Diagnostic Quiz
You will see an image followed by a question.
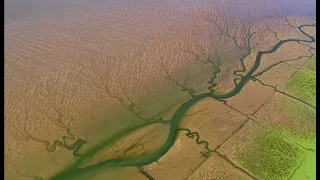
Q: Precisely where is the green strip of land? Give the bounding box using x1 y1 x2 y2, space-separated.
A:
290 151 316 180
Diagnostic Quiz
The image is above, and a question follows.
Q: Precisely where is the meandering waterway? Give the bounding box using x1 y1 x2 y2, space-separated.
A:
51 23 316 180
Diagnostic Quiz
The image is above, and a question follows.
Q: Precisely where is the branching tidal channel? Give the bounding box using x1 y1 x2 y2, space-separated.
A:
51 23 316 180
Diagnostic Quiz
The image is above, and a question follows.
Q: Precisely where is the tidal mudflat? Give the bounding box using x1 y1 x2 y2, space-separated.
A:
5 0 316 179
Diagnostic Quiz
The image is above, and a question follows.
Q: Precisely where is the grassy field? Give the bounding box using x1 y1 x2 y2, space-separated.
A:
302 55 316 74
284 69 316 106
283 54 316 106
236 131 307 180
290 151 316 180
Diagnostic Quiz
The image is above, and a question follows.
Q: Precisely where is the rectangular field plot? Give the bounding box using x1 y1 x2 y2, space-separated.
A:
187 153 253 180
253 92 316 150
283 67 316 107
225 80 275 115
217 120 307 180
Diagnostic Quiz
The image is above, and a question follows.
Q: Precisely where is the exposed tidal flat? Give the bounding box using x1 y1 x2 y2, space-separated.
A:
4 0 316 179
51 23 315 180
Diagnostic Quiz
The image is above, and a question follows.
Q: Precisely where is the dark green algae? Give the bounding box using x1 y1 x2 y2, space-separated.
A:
51 24 315 180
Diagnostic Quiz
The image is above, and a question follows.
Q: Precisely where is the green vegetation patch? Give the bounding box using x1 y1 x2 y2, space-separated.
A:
237 131 307 180
290 151 316 180
264 96 317 150
283 69 316 106
302 55 316 74
279 98 316 150
278 96 316 123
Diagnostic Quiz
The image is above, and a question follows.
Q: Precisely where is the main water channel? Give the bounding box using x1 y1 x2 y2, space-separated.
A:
51 23 316 180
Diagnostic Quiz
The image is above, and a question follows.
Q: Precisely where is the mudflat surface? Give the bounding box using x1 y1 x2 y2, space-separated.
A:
4 0 316 179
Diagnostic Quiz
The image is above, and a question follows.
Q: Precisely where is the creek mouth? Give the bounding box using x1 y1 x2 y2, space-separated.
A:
51 23 315 180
